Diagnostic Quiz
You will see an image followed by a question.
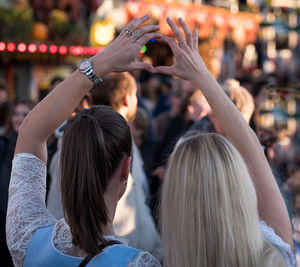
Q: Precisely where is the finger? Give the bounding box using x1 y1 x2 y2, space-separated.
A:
178 17 192 48
157 36 179 55
166 17 185 44
155 66 174 76
125 17 138 31
192 29 198 50
130 62 155 73
130 14 150 30
136 25 160 37
137 32 162 47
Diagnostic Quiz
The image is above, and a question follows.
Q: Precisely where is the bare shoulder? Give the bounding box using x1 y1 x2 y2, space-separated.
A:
127 251 162 267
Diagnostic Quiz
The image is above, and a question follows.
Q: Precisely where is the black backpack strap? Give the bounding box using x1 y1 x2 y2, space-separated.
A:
78 240 122 267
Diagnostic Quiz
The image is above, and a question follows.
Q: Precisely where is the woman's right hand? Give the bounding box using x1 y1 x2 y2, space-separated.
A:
155 17 210 84
92 15 162 74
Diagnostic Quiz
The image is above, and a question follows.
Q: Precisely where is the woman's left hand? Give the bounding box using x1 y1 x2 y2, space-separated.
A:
155 17 209 85
92 15 162 74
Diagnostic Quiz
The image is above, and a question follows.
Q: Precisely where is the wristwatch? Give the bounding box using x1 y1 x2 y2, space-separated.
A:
78 59 102 85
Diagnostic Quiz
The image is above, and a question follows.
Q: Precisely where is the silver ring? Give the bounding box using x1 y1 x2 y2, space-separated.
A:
133 30 141 40
124 26 134 37
178 39 185 46
136 39 144 47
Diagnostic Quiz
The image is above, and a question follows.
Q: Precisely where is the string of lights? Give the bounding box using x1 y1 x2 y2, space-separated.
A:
0 42 104 56
0 41 147 57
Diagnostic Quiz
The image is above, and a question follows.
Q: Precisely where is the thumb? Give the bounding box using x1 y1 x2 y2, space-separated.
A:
129 62 155 73
155 66 173 76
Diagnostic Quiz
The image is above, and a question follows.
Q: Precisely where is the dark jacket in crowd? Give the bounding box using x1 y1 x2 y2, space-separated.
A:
0 130 17 267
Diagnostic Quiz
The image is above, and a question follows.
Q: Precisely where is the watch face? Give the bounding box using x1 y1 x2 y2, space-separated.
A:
79 59 90 71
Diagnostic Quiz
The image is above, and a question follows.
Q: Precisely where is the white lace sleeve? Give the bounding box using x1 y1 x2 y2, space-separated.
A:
6 153 57 267
127 251 162 267
260 221 296 267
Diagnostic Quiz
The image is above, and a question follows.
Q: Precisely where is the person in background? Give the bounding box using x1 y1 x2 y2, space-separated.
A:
49 76 64 92
128 107 161 219
0 79 11 135
209 78 254 135
223 79 254 124
154 87 183 141
249 79 269 133
149 89 213 221
129 107 160 179
138 74 161 114
152 89 212 180
90 72 162 260
0 99 35 267
129 107 149 149
152 75 173 117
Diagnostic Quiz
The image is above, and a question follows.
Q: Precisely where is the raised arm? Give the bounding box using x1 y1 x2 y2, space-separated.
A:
155 17 293 249
15 15 161 163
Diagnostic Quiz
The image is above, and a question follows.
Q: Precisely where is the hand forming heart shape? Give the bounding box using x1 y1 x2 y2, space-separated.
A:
92 15 210 89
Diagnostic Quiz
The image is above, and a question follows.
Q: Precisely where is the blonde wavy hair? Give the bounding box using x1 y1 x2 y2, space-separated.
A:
161 132 286 267
222 79 254 123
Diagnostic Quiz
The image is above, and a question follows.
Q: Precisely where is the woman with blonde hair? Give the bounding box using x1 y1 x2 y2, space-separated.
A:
157 18 295 266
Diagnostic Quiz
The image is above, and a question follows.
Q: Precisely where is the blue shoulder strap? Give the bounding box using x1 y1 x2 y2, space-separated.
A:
88 245 141 267
24 225 140 267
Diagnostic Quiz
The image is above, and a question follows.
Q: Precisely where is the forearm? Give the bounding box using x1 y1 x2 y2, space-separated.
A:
15 62 106 163
29 71 91 137
192 71 278 191
193 72 261 156
14 15 160 163
193 71 292 246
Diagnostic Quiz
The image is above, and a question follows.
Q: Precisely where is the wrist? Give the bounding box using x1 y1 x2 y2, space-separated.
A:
191 69 213 87
191 70 223 100
90 53 110 77
78 59 102 85
73 70 94 90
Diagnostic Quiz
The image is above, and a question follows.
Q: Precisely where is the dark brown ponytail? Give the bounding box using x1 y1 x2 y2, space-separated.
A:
60 105 132 255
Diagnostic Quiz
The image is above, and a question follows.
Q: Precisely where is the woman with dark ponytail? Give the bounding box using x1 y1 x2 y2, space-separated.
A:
61 107 132 256
6 15 162 267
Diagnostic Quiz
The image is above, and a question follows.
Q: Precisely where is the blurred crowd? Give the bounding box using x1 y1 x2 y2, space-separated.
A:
1 66 300 264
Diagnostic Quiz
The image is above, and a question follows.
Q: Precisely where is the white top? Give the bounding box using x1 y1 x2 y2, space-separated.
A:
6 153 295 267
260 221 296 267
6 153 161 267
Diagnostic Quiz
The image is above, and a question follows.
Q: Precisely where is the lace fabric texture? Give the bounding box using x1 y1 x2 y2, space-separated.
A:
260 221 296 267
6 153 161 267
